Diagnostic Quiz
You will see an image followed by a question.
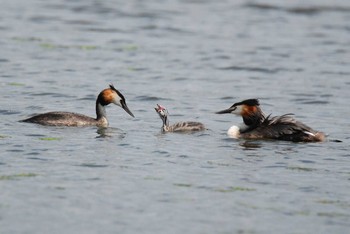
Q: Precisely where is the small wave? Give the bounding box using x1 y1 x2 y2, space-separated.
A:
27 157 50 161
0 109 21 115
85 27 125 33
78 163 108 168
172 77 188 81
78 94 96 101
292 98 329 105
291 93 317 98
29 16 60 23
152 150 169 154
220 96 235 100
30 92 75 98
163 27 192 34
299 160 316 164
301 101 329 105
218 65 280 74
64 20 95 25
245 3 350 15
134 95 171 101
322 71 350 76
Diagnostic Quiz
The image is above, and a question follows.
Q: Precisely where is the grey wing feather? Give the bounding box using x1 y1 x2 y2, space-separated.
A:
171 121 205 132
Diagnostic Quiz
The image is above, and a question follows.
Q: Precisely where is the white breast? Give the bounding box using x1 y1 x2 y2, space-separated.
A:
227 125 240 139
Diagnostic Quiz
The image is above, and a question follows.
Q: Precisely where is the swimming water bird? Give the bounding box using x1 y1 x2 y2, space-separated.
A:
216 99 325 142
21 84 134 127
155 104 205 132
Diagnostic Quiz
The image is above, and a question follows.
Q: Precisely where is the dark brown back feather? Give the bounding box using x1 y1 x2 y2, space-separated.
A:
243 114 322 142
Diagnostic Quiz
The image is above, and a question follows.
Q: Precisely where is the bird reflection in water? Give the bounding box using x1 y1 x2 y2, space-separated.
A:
96 127 126 139
239 140 262 150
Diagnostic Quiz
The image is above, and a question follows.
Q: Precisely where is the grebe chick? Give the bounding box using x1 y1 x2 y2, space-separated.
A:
216 99 325 142
155 104 205 132
21 84 134 127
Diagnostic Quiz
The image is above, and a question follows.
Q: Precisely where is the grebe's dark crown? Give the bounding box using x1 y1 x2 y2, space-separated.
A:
232 99 260 107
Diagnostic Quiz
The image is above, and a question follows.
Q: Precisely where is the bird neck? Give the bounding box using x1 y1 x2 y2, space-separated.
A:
241 106 265 130
162 115 170 131
96 100 107 120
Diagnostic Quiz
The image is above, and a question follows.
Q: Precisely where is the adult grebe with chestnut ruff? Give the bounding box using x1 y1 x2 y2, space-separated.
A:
21 84 134 127
216 99 325 142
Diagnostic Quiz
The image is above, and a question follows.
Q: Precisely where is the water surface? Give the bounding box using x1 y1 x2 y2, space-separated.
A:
1 0 350 233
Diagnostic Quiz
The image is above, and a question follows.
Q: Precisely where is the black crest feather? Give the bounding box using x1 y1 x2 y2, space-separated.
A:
109 84 125 101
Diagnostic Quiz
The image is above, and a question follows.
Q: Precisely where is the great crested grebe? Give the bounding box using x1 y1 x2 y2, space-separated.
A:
155 104 205 132
21 84 134 127
216 99 325 142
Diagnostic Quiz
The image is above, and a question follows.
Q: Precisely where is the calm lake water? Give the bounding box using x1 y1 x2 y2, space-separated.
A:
1 0 350 233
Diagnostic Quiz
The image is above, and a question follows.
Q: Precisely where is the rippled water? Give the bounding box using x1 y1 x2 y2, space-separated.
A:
1 0 350 233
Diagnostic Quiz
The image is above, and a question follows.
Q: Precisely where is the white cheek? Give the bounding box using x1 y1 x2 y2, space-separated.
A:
232 106 242 115
113 96 122 107
227 126 240 139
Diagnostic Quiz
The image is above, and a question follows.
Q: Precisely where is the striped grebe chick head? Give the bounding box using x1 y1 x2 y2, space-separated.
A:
155 104 169 124
99 84 134 117
155 104 170 131
155 104 168 118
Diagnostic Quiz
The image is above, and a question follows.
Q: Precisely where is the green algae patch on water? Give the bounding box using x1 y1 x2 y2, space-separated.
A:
317 212 350 218
173 183 192 188
286 166 316 172
127 67 136 71
215 186 256 193
76 45 99 51
316 199 340 204
39 42 100 51
207 160 234 167
11 36 43 42
121 44 138 51
39 137 62 141
144 176 163 181
39 43 58 49
316 199 350 207
0 135 10 139
293 210 311 216
7 82 25 86
0 173 37 181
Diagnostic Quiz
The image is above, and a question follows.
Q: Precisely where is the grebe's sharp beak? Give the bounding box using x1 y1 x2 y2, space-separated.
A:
120 99 135 117
216 106 236 114
155 104 161 112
